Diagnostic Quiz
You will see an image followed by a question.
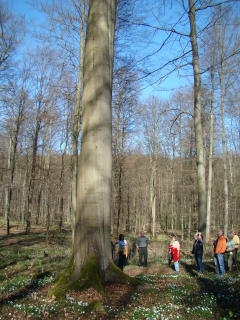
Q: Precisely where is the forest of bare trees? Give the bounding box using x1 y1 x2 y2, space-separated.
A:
0 0 239 244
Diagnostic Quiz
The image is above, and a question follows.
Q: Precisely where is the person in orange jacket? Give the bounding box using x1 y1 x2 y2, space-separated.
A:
213 230 227 275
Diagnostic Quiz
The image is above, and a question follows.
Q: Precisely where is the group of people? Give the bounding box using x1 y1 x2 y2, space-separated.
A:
212 230 239 275
112 231 151 270
112 230 239 275
187 229 239 275
169 230 239 275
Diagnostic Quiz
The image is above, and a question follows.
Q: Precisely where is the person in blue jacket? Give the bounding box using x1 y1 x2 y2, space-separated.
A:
115 234 128 270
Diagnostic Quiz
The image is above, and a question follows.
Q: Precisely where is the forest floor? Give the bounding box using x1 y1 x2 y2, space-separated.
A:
0 229 239 320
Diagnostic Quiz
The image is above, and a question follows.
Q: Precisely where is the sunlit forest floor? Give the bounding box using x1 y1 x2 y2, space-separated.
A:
0 229 239 320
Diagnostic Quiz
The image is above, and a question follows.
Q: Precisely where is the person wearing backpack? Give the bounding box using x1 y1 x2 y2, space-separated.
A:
115 234 128 271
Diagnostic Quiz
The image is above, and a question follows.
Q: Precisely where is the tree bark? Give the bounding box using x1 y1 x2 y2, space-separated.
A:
71 0 86 244
150 157 156 238
219 63 229 235
72 0 116 282
25 112 41 233
206 67 215 243
188 0 207 233
4 89 25 234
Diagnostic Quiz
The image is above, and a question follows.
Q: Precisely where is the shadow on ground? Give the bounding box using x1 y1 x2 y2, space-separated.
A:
0 271 52 306
181 261 240 319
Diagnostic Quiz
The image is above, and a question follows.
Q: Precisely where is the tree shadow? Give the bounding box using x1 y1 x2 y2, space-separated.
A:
0 234 46 249
0 271 52 305
181 261 240 319
0 230 70 249
0 257 31 270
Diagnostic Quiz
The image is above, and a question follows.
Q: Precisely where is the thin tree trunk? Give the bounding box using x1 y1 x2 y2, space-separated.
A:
5 91 25 234
188 210 191 241
116 165 123 234
188 0 207 233
58 150 66 231
219 66 229 235
44 152 51 241
181 213 184 241
150 157 156 238
25 109 41 233
21 165 29 224
126 187 130 232
71 0 86 245
4 138 13 235
206 67 215 243
171 169 175 231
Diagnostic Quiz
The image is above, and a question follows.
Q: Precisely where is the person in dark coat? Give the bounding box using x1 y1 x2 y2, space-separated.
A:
115 234 128 270
192 232 204 273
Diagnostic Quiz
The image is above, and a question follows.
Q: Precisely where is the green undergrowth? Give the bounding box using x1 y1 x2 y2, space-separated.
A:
0 230 239 319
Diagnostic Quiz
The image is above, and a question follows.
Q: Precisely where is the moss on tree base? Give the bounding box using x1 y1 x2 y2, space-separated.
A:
49 256 140 305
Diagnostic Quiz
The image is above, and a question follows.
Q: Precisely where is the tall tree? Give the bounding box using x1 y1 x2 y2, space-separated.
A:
50 1 134 299
4 81 28 235
71 0 86 245
112 61 137 234
72 0 116 281
188 0 207 233
139 98 163 238
206 66 215 242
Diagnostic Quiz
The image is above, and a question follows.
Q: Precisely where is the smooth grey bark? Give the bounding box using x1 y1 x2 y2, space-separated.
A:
72 0 116 280
112 94 125 235
150 157 157 238
188 0 207 233
219 64 229 235
71 0 86 245
206 67 215 243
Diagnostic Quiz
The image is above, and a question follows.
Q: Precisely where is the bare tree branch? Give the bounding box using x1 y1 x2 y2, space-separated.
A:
118 17 189 37
196 0 240 11
137 49 192 81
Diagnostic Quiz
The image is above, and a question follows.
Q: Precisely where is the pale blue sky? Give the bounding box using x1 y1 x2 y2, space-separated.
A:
8 0 44 21
7 0 193 100
7 0 240 102
6 0 214 98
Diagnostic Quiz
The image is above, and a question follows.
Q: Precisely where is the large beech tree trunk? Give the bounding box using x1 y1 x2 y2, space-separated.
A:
72 0 116 282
